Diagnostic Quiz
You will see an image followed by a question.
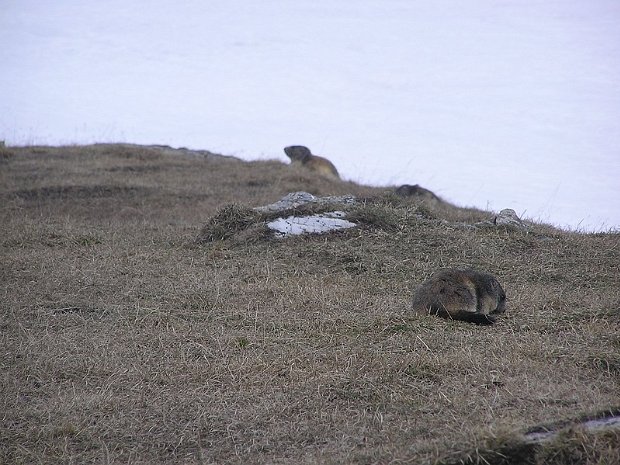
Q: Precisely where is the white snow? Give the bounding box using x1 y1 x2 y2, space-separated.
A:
1 1 619 231
267 212 356 237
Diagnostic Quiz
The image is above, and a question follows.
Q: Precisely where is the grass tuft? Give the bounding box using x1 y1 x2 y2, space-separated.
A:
196 203 260 243
347 203 400 231
0 141 14 160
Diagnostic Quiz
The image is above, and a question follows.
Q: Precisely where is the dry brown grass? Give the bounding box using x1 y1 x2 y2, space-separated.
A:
1 144 618 464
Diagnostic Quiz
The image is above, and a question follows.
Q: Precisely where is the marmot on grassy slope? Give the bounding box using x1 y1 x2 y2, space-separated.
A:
394 184 442 202
412 268 506 325
284 145 340 180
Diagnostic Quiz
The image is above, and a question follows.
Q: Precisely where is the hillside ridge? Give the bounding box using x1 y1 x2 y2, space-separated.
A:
1 143 618 464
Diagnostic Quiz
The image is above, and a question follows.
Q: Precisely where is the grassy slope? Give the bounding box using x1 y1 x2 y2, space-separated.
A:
1 144 618 464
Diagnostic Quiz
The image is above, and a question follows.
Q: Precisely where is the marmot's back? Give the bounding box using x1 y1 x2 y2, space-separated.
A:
303 155 340 180
284 145 340 180
411 268 506 325
395 184 441 203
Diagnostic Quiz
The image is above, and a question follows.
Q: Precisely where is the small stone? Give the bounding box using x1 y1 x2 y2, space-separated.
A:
494 209 526 229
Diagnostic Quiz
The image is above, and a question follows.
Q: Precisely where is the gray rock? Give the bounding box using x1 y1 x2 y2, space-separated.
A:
494 208 526 229
472 208 527 230
254 191 356 213
523 414 620 444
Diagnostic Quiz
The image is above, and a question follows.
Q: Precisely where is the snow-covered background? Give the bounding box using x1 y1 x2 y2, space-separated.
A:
2 0 619 231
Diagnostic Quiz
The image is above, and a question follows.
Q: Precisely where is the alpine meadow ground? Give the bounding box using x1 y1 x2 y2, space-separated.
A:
1 144 618 464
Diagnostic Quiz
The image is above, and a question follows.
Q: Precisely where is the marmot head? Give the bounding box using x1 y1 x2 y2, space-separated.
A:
395 184 424 196
481 274 507 314
394 184 440 201
284 145 312 163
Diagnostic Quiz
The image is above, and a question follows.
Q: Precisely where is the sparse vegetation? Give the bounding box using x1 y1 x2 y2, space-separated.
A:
0 140 14 160
1 144 618 464
196 204 261 243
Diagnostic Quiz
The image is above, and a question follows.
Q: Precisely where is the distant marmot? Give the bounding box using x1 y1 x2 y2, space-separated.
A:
394 184 442 203
411 268 506 325
284 145 340 180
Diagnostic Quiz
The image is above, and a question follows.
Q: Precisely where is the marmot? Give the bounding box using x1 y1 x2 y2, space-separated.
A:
284 145 340 180
394 184 442 202
411 268 506 325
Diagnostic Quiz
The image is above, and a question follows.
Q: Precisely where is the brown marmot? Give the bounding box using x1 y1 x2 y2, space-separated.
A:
411 268 506 325
394 184 442 202
284 145 340 180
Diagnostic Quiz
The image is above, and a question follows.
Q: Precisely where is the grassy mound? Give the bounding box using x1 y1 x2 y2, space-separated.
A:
1 144 618 464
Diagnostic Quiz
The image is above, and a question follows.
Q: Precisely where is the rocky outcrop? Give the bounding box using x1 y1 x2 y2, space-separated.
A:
200 192 534 243
255 192 358 237
254 191 356 213
472 208 528 231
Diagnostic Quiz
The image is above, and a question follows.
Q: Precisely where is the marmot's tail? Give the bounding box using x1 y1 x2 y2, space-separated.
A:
451 311 497 325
